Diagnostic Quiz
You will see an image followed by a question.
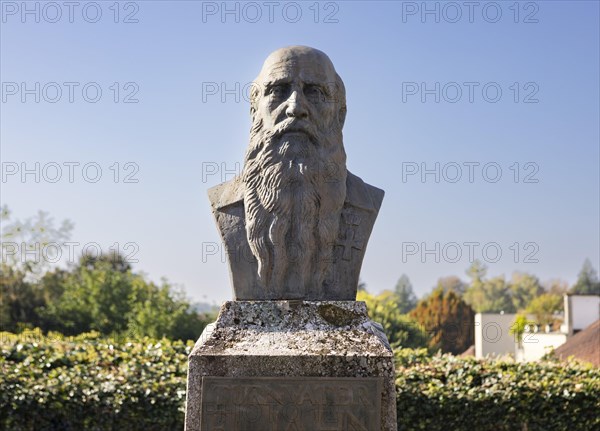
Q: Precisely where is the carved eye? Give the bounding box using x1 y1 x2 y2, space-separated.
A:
304 84 324 102
270 84 290 99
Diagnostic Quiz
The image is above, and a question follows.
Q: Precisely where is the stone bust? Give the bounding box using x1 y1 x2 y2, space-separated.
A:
208 46 384 300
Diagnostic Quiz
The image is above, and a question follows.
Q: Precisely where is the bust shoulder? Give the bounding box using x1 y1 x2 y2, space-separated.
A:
208 171 384 213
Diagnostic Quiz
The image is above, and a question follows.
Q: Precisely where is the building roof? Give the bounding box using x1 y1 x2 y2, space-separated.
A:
554 319 600 367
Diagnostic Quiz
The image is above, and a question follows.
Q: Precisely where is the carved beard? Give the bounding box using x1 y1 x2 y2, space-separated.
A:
242 117 347 298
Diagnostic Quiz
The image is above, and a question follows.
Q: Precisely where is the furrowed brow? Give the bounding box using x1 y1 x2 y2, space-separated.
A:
263 78 290 94
305 81 334 96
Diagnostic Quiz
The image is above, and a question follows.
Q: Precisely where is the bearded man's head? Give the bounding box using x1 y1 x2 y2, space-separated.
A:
242 46 348 298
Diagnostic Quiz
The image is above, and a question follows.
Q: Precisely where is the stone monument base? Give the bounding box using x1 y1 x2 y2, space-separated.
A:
184 301 397 431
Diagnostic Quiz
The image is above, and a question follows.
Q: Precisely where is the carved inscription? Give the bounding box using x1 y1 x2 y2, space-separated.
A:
200 376 382 431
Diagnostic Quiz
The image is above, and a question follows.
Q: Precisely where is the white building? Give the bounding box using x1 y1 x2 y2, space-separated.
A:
564 294 600 335
516 331 568 362
474 294 600 362
474 313 517 359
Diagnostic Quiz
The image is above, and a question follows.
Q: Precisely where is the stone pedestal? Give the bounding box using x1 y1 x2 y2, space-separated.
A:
184 301 397 431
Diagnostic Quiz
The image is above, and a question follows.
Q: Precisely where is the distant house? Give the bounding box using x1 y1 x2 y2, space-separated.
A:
516 329 568 362
564 294 600 335
473 294 600 365
474 313 517 359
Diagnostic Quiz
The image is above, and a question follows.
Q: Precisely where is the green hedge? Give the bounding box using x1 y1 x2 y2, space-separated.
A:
1 330 599 430
395 349 600 431
0 330 189 430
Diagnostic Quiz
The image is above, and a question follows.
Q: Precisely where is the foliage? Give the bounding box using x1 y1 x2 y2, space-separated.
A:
394 347 431 367
409 287 475 354
0 206 214 341
0 330 190 430
396 352 600 431
2 332 599 431
509 314 535 347
465 275 514 313
0 206 73 278
0 264 46 332
465 259 487 282
393 274 418 313
509 272 543 311
1 253 212 341
463 261 515 313
571 258 600 295
543 278 569 295
40 256 137 335
526 293 564 326
434 275 467 295
357 290 429 350
127 278 210 342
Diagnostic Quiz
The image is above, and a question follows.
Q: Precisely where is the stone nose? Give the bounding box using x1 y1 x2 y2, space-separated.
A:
285 90 308 119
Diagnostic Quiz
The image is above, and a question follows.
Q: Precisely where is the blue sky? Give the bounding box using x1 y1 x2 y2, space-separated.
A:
1 1 599 304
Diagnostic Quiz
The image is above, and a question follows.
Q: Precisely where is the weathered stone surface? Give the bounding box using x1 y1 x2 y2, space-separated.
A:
184 301 397 431
209 46 384 301
200 377 382 430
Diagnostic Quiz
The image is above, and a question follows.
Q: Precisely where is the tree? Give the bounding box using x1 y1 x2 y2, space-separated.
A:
357 290 429 350
571 259 600 295
410 287 475 354
1 206 73 331
509 272 543 311
40 254 134 335
0 205 73 279
393 274 417 313
509 314 535 348
526 293 563 327
1 207 212 340
127 277 211 341
463 261 514 313
464 275 514 313
434 275 467 295
79 251 132 273
543 279 569 296
0 264 45 331
466 259 487 283
39 252 212 340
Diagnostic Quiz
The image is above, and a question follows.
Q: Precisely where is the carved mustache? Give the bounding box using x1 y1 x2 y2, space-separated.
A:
271 119 318 143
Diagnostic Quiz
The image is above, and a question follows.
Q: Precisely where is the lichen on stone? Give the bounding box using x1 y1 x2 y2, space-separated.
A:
317 303 362 327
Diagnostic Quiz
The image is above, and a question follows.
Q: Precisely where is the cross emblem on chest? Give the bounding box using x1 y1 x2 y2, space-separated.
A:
338 211 364 261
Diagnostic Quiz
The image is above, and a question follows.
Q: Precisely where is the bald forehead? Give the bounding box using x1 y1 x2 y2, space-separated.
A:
257 47 337 84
